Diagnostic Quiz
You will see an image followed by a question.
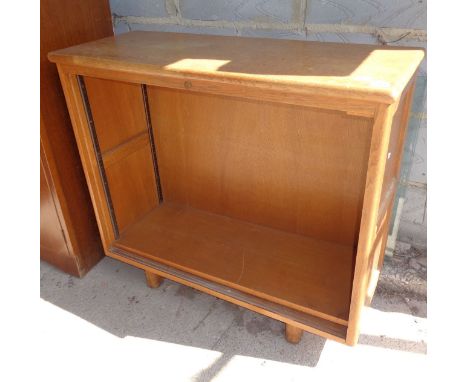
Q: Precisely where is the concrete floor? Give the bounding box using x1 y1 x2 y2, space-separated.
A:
40 257 427 381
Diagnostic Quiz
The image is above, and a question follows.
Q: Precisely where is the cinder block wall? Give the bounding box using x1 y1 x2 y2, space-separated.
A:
110 0 427 251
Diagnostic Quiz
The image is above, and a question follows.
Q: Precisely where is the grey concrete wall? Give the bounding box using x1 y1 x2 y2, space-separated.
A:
110 0 427 250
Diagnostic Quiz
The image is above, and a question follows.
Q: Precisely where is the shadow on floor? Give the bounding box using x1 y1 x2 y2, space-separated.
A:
40 257 326 368
40 254 427 375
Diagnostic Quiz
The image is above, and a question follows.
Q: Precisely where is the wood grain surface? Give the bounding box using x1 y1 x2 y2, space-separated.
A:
149 86 373 246
40 0 112 276
49 31 424 103
114 202 354 324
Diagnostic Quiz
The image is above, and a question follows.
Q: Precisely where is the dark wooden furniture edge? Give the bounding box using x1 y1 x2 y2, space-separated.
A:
40 0 112 276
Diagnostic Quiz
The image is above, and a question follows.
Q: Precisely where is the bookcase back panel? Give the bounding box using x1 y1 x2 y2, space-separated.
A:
148 87 373 246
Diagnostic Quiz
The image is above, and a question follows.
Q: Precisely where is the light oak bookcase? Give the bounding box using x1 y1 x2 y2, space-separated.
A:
50 31 424 345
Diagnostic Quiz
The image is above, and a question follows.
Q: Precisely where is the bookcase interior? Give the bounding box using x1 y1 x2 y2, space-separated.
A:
84 76 374 334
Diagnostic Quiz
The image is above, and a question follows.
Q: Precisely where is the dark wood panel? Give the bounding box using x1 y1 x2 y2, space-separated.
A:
40 154 79 276
40 0 112 276
114 202 354 323
148 87 373 246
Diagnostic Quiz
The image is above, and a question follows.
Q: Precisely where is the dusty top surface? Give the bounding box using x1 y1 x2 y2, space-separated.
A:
49 31 424 103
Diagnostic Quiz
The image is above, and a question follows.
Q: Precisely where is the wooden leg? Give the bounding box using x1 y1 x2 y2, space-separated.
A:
145 270 164 288
285 323 303 344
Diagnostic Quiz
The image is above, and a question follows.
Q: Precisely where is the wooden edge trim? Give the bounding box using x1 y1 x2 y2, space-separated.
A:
114 240 348 326
363 77 418 307
365 207 392 305
56 65 116 250
376 78 417 272
107 246 348 343
57 64 378 118
376 177 397 226
346 102 397 345
393 77 417 181
48 55 403 104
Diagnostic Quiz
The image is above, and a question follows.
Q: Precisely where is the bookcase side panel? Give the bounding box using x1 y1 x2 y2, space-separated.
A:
346 102 399 345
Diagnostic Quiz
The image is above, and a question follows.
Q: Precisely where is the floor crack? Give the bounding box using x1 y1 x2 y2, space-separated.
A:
192 300 217 331
210 316 238 350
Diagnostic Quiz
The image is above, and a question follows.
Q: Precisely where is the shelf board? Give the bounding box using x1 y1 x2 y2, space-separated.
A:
108 245 348 342
113 202 355 324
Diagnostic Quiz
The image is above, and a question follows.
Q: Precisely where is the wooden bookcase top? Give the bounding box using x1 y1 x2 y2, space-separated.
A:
49 31 424 104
